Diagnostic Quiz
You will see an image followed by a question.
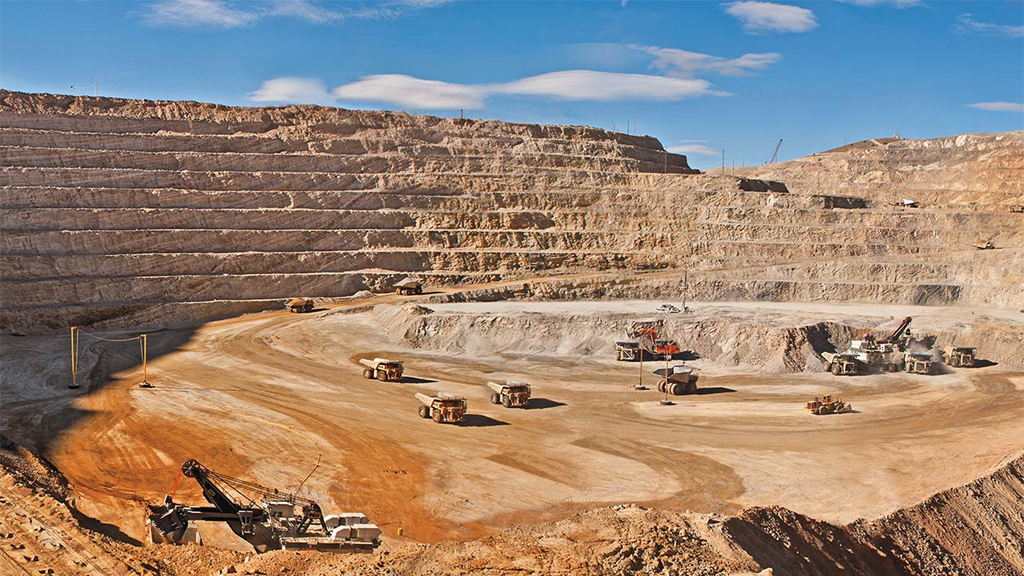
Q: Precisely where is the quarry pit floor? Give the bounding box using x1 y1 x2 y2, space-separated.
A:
2 295 1022 551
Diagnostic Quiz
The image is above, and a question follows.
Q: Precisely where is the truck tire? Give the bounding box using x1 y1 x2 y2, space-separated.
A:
362 368 373 379
377 371 389 382
490 393 500 405
432 410 443 423
831 363 840 375
415 286 423 295
686 381 697 394
657 381 666 393
396 288 403 295
418 405 430 418
501 395 511 408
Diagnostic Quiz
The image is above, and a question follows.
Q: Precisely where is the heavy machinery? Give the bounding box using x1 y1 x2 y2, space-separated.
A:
904 352 935 375
615 341 642 361
487 380 531 407
653 365 698 395
805 395 851 415
822 351 859 375
147 459 381 553
360 358 404 382
974 240 995 250
286 298 314 313
395 278 423 295
630 328 680 357
416 392 466 423
943 346 976 368
846 316 914 372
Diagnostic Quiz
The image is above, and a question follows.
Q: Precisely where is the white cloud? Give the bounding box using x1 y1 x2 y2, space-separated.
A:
256 68 728 110
724 1 818 34
836 0 921 7
636 45 782 77
954 14 1024 38
667 144 720 155
494 70 721 101
248 77 331 103
332 75 487 109
143 0 257 28
142 0 448 29
327 70 724 110
968 102 1024 113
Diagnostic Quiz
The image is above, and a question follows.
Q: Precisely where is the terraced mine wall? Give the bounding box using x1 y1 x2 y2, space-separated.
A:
2 90 1022 333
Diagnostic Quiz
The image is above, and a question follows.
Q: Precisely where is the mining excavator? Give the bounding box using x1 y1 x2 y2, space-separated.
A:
147 459 380 553
846 316 914 372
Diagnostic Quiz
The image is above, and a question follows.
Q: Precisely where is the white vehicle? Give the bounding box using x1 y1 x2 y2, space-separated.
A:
656 304 681 313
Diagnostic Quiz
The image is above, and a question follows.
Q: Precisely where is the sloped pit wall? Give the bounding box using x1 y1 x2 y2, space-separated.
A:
373 303 855 374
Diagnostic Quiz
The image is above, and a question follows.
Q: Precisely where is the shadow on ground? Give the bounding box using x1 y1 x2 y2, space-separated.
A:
458 415 509 427
695 387 736 395
402 376 437 384
523 398 567 410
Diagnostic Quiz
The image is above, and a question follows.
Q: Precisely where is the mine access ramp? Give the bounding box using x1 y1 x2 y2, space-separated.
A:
147 459 381 553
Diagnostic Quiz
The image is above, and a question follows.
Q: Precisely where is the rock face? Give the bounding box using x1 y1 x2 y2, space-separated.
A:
2 90 1023 333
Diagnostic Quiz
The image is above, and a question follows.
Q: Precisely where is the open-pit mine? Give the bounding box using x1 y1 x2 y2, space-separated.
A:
1 90 1023 576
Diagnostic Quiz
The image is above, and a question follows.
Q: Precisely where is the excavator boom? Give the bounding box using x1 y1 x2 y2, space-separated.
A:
881 316 912 344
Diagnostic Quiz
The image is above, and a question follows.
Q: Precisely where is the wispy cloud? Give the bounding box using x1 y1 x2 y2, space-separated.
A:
143 0 258 28
835 0 921 7
142 0 449 29
968 102 1024 113
264 0 344 23
333 75 487 109
954 14 1024 38
724 1 818 34
253 69 727 109
667 144 720 155
636 45 782 77
249 77 331 104
495 71 723 102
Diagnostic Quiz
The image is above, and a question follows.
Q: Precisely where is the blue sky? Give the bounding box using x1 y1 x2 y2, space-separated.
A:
2 0 1022 169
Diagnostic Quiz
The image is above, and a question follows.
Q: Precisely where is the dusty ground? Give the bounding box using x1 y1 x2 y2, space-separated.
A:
2 291 1021 559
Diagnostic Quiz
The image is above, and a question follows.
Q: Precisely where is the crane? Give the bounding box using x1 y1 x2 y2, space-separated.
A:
765 139 783 165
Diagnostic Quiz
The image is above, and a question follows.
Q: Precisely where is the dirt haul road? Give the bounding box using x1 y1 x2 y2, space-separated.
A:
1 287 1022 551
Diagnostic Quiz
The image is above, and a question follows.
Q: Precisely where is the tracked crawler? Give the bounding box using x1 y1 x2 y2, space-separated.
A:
147 459 381 553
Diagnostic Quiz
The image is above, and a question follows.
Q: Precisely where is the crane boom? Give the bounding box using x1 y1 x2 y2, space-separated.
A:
766 139 782 164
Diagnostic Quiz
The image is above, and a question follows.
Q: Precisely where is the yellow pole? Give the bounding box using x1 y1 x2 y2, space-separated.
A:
142 334 148 385
70 326 77 388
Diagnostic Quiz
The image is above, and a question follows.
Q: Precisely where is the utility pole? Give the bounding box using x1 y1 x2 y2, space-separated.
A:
721 150 725 172
94 82 98 97
633 116 637 135
69 85 74 95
